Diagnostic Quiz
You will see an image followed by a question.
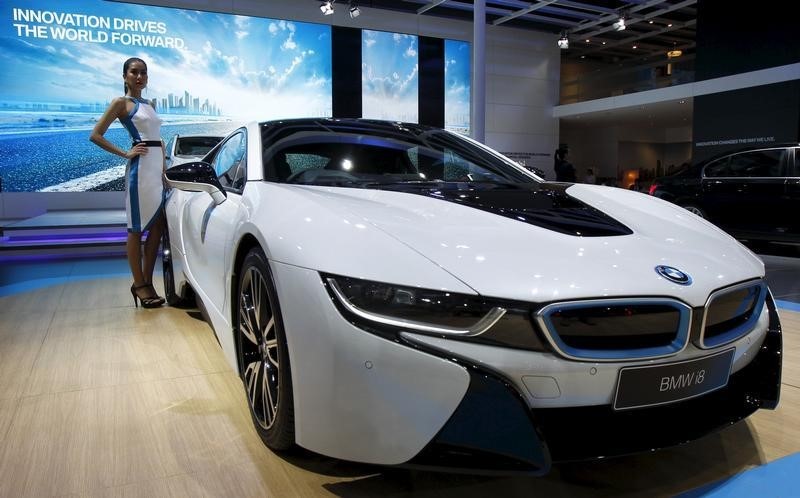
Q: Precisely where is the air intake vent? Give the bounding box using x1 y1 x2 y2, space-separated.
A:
700 281 767 349
536 299 691 361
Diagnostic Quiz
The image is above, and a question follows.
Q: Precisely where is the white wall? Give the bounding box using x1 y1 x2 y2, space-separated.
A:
484 24 560 177
3 0 560 219
0 192 124 221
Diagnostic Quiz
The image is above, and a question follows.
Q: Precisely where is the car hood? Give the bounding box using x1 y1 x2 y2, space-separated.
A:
258 183 763 307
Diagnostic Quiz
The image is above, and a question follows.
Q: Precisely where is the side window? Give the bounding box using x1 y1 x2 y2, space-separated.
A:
165 135 176 162
727 149 785 177
442 149 469 180
406 146 441 180
442 148 504 182
795 148 800 177
285 153 329 176
211 131 247 191
703 157 730 178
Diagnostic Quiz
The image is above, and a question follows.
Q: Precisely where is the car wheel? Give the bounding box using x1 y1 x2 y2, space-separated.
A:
162 229 190 307
236 247 295 451
681 205 706 218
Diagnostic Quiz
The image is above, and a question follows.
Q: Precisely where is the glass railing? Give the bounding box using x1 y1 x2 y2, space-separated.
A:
560 56 696 105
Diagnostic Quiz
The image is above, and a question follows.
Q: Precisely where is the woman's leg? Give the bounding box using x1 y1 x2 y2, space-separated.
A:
127 230 145 287
142 212 165 287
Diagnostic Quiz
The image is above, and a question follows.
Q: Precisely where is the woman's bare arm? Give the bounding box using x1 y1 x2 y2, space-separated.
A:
89 97 147 159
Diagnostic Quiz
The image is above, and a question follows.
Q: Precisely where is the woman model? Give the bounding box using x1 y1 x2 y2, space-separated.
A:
90 57 166 308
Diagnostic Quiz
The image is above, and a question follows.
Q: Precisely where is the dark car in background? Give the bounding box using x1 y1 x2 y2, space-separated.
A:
649 144 800 244
165 134 224 168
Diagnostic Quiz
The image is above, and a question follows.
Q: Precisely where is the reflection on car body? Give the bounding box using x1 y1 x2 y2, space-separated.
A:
649 144 800 243
162 118 782 475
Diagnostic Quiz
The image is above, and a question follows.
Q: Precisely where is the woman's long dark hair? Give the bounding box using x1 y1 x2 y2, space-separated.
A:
123 57 147 94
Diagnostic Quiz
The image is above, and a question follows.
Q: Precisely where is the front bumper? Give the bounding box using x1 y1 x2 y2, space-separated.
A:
272 262 781 474
405 294 782 474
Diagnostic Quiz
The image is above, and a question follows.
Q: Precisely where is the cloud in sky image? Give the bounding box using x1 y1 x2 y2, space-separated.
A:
445 39 471 133
362 29 418 123
1 0 332 120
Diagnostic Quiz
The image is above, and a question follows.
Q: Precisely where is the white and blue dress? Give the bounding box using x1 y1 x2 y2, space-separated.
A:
119 97 165 232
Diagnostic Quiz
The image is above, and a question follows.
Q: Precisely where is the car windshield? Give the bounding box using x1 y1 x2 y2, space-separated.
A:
176 136 222 157
261 124 538 189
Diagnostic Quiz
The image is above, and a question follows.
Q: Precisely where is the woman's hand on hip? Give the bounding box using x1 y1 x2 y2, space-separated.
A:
125 142 149 159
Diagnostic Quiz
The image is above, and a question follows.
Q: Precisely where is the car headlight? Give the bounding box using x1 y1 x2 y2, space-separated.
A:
323 274 548 351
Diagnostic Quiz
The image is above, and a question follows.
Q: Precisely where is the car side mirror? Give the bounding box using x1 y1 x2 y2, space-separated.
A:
164 161 227 205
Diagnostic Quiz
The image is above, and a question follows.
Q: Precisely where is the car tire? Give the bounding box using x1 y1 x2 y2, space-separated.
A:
681 204 707 218
162 229 191 307
236 247 295 451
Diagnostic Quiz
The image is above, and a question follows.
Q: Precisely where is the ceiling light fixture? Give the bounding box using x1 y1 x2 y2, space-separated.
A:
349 1 360 18
613 16 626 31
557 31 569 49
320 1 334 15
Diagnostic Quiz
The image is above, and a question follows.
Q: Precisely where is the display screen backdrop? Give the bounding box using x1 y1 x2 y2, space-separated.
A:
0 0 331 192
444 39 470 135
362 29 418 123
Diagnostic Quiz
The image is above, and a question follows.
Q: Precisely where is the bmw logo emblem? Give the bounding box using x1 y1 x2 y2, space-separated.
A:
655 265 692 285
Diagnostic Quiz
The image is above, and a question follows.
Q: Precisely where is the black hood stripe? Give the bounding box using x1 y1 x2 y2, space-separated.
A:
394 183 633 237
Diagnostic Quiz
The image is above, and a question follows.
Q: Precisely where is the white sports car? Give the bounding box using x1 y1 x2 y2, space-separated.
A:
163 118 782 475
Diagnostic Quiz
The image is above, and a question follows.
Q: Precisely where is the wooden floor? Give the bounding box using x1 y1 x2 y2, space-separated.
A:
0 265 798 497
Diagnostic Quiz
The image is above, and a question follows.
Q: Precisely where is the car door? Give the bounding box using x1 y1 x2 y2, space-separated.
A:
181 129 247 313
701 147 788 239
786 147 800 241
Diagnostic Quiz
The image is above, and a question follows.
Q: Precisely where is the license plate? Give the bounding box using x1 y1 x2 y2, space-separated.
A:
613 349 734 411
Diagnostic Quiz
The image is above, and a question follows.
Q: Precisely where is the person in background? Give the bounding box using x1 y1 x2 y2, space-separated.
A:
554 147 576 182
584 168 596 184
90 57 166 308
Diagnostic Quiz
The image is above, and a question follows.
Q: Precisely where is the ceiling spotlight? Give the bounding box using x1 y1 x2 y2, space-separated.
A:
320 1 334 15
613 16 626 31
349 5 360 18
557 32 569 49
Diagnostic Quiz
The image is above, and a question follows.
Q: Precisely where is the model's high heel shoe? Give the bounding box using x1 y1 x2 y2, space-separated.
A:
130 284 165 308
145 284 165 304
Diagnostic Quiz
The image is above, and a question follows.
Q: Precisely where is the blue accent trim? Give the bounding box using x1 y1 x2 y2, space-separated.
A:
128 155 141 232
677 452 800 497
0 272 130 298
540 300 691 360
702 282 768 349
120 101 141 141
776 299 800 312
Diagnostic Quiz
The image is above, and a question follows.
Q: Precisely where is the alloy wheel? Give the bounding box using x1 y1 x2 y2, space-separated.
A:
239 266 280 430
